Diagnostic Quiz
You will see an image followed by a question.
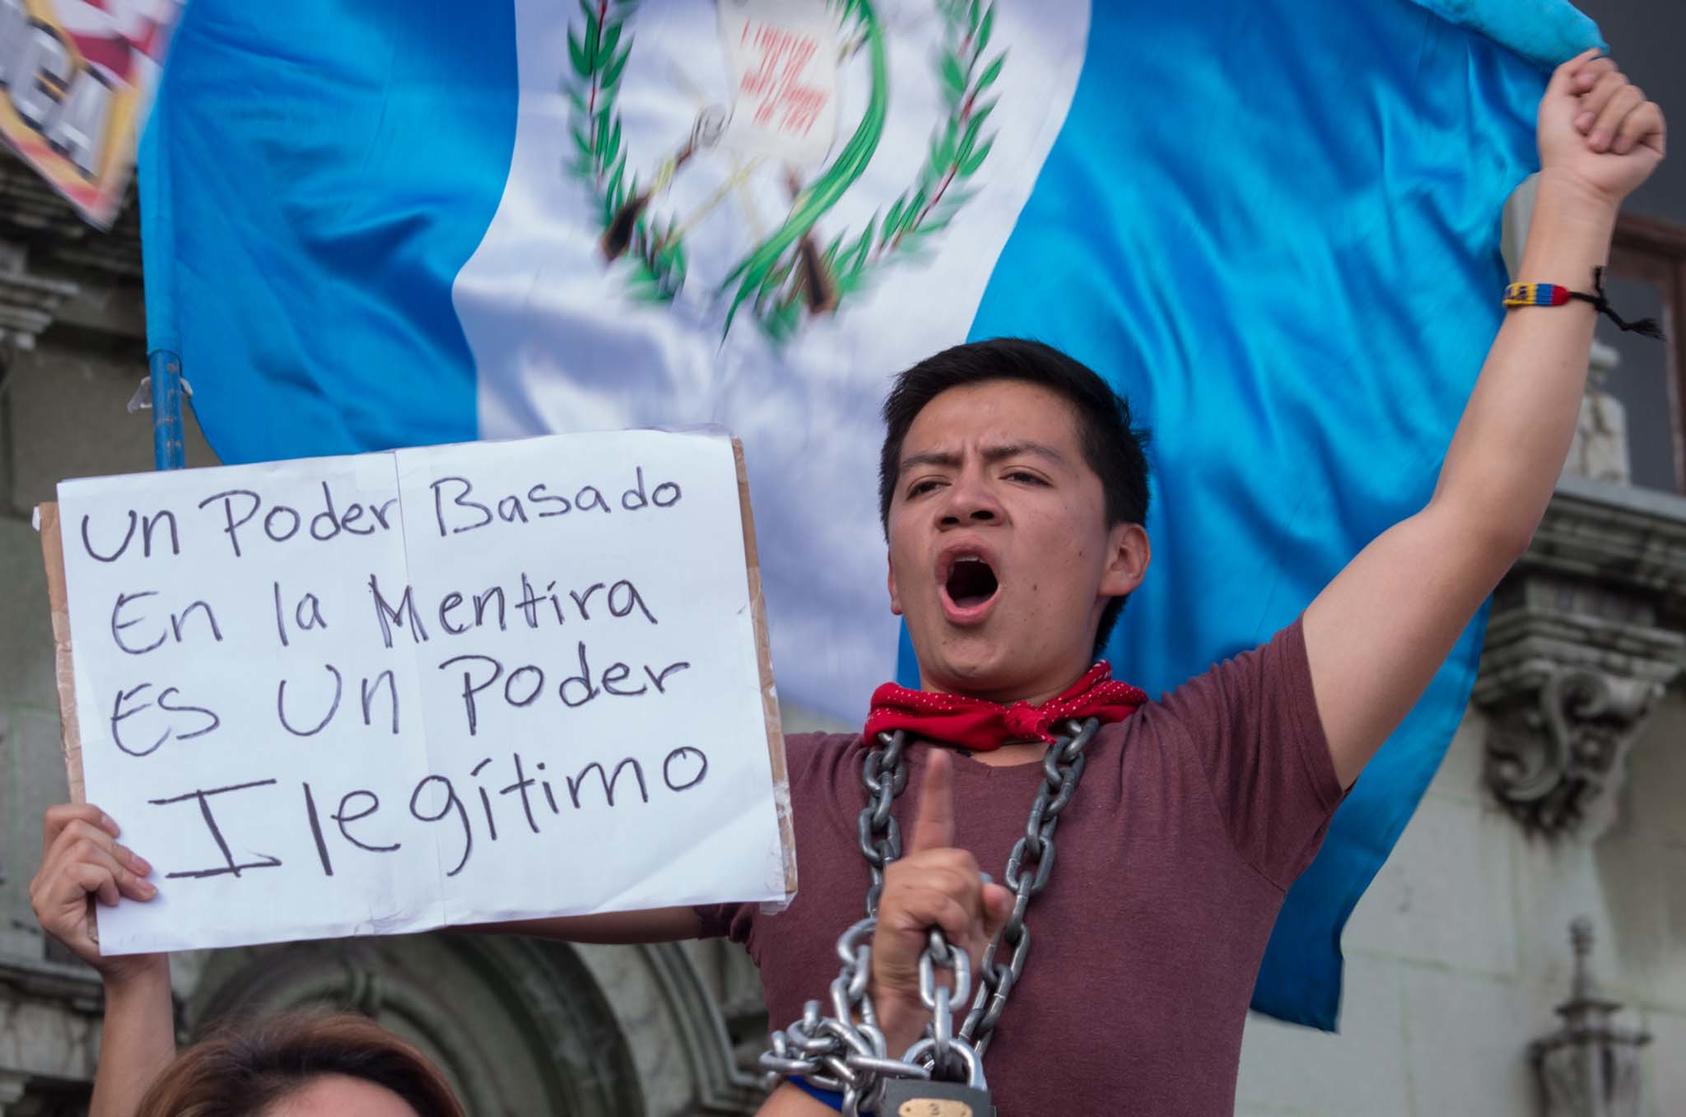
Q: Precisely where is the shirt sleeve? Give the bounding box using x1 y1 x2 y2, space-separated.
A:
1154 617 1344 889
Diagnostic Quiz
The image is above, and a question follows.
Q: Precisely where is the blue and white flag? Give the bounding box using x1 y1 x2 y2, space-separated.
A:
137 0 1601 1028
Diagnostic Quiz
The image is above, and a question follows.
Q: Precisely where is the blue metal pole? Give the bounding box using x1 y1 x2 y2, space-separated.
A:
148 349 185 470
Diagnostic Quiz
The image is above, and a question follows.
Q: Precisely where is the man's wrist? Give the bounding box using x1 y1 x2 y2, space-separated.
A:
1530 172 1620 239
872 986 929 1056
1518 173 1619 283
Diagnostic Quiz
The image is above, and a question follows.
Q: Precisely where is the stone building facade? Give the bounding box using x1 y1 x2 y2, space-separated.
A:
1 5 1683 1112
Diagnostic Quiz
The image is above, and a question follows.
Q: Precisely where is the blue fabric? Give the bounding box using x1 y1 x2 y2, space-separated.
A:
913 0 1598 1029
138 0 517 460
140 0 1600 1035
1411 0 1603 68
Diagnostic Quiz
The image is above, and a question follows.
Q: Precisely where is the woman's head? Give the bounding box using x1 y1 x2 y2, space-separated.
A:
136 1012 463 1117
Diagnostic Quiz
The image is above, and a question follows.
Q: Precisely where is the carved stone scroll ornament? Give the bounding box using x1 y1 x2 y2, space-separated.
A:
1482 666 1664 837
1474 473 1686 840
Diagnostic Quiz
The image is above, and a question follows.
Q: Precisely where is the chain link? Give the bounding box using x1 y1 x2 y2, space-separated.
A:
759 718 1098 1110
959 716 1095 1055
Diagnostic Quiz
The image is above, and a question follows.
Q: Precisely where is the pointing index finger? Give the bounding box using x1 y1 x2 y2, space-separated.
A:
909 748 956 853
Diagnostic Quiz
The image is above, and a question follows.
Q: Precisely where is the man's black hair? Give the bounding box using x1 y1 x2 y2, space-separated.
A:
877 337 1151 655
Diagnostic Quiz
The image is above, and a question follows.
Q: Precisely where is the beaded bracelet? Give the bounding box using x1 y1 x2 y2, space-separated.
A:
1504 267 1661 338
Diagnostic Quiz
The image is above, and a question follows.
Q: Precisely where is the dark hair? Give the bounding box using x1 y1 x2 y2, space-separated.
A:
135 1012 464 1117
878 337 1150 652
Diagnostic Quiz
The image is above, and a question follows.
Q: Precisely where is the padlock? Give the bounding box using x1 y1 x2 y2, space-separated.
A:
876 1078 995 1117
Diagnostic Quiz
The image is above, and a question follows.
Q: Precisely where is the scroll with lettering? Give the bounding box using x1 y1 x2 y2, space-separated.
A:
39 429 794 953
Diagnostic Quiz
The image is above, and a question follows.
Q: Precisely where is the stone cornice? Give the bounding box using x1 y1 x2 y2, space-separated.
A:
0 268 78 350
1525 473 1686 609
0 956 101 1008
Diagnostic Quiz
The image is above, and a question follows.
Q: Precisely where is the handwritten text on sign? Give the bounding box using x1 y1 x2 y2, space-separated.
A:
58 431 788 954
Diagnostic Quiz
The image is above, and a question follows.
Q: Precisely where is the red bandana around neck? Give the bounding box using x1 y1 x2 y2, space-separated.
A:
864 663 1148 751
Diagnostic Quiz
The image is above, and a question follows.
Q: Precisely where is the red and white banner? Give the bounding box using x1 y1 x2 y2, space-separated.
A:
0 0 180 226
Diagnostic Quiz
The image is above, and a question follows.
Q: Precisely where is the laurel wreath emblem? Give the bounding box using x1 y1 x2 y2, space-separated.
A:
564 0 1006 340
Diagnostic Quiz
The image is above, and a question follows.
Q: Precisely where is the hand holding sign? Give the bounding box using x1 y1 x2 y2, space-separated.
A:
28 802 162 983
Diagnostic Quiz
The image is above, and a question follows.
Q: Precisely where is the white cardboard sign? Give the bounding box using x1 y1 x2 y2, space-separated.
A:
50 430 791 954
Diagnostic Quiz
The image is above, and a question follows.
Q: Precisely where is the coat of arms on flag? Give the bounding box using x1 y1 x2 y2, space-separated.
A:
566 0 1005 340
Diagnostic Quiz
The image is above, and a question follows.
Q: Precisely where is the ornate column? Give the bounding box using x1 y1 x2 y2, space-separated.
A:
1530 918 1650 1117
1474 474 1686 837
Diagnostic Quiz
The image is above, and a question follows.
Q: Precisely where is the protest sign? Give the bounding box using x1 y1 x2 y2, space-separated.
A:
41 430 794 954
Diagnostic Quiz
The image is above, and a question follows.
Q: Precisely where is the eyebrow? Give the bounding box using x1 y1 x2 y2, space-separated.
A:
898 441 1070 474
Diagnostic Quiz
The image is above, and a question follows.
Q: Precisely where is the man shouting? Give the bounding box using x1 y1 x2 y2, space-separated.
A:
30 49 1664 1117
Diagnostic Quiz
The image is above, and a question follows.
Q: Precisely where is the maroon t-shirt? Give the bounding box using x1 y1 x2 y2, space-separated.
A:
699 620 1343 1115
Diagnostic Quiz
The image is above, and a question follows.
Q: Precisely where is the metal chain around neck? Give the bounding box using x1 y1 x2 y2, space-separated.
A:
759 719 1098 1112
873 719 1098 1057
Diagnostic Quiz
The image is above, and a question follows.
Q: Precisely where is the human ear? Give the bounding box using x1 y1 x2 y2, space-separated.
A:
1099 523 1150 598
887 550 903 616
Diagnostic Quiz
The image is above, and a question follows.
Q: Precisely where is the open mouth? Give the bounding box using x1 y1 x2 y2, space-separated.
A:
943 554 1000 611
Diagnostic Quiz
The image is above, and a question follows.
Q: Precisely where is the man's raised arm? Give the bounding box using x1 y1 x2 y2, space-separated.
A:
1303 51 1666 788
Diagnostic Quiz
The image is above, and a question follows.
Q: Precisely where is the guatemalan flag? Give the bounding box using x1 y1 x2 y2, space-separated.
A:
137 0 1601 1028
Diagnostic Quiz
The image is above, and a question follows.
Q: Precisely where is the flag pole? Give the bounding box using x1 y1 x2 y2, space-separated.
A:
148 349 185 470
